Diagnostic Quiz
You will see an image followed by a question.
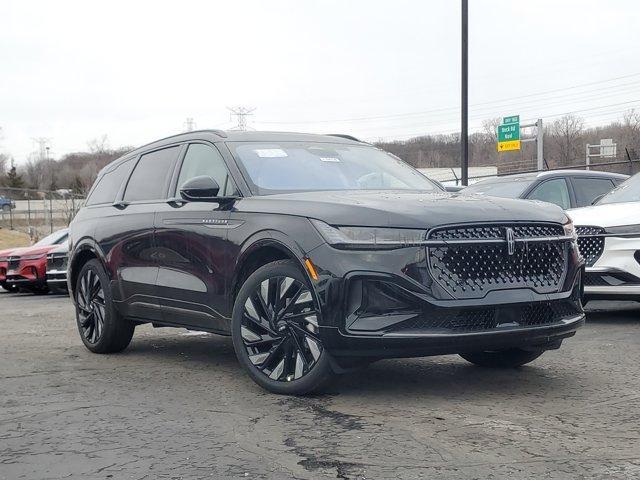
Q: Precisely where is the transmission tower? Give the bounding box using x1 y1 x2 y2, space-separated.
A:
32 137 52 161
184 117 196 132
228 107 255 131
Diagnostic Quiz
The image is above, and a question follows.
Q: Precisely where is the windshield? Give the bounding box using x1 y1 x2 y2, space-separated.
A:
34 230 68 247
462 178 533 198
229 142 439 195
597 173 640 205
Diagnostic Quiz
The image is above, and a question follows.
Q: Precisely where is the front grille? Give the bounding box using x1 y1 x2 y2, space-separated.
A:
427 223 569 300
576 226 605 267
7 257 20 270
47 254 68 271
395 300 581 333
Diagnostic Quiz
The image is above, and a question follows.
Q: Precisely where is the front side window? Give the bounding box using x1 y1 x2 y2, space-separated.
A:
177 143 237 196
572 177 615 207
228 142 439 195
527 178 571 209
124 146 180 202
597 173 640 205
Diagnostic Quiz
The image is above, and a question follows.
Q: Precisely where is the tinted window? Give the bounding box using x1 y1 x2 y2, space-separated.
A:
124 146 180 202
572 178 615 207
229 142 438 195
527 178 570 209
177 143 237 196
86 160 132 205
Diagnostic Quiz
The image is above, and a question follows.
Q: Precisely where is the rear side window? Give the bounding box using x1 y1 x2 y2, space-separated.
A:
572 178 616 207
176 143 238 196
86 160 132 206
527 178 571 209
124 146 180 202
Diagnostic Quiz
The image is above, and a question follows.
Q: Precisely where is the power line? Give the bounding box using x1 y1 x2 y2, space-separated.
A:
257 72 640 125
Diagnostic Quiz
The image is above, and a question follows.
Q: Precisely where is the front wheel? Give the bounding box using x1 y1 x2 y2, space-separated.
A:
232 260 333 395
1 205 10 213
460 348 544 368
74 259 134 353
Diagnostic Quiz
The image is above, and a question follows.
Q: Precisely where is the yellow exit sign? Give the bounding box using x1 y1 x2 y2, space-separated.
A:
498 140 521 152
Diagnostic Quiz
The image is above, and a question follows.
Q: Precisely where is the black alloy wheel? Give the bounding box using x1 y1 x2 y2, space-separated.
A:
76 268 106 344
232 260 333 394
74 259 134 353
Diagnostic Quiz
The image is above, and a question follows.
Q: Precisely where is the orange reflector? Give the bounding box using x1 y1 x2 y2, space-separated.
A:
304 258 319 281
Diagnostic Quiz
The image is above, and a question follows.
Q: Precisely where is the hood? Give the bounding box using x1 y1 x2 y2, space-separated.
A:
0 248 16 260
234 190 569 228
7 245 59 258
568 201 640 228
49 242 69 255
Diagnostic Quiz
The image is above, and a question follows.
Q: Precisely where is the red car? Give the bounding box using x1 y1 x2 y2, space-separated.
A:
3 229 69 294
0 247 19 292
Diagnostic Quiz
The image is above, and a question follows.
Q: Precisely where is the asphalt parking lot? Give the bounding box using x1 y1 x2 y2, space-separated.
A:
1 292 639 480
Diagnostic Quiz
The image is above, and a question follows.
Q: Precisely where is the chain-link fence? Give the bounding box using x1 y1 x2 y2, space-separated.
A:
0 187 85 242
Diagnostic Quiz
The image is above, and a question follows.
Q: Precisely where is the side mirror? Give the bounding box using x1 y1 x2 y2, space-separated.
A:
179 176 220 201
591 193 605 205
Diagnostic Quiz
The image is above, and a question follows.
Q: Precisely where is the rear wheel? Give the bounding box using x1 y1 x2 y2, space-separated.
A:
75 259 134 353
1 283 19 293
232 260 333 395
460 348 544 368
1 205 10 213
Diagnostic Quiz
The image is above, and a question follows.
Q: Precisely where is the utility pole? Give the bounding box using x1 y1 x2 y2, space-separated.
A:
461 0 469 186
228 106 255 131
184 117 196 132
32 137 51 161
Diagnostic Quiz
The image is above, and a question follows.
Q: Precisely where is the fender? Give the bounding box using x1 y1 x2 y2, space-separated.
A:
67 237 109 297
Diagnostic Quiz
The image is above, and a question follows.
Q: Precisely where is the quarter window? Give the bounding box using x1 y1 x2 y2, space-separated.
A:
86 159 132 205
124 146 180 202
572 178 615 207
527 178 571 209
177 143 237 196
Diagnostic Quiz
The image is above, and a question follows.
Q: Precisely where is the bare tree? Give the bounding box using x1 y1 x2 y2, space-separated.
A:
87 135 110 154
481 117 501 143
550 115 585 165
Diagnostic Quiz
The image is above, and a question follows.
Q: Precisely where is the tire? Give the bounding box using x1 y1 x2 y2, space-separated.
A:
1 205 9 212
74 259 134 353
1 283 19 293
460 348 545 368
231 259 334 395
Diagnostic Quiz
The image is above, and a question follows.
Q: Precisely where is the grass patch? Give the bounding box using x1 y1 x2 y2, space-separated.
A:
0 228 31 250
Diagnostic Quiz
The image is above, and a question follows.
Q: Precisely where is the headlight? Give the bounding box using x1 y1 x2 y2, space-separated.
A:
21 254 45 261
605 224 640 237
310 219 426 249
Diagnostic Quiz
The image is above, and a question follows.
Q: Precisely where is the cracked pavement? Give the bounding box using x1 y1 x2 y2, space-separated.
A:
1 292 639 479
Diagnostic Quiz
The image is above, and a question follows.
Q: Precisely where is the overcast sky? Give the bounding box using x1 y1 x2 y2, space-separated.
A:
2 0 639 163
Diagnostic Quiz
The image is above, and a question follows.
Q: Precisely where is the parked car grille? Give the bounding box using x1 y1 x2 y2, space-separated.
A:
7 257 20 270
47 254 68 271
427 223 569 300
394 300 581 333
576 226 605 267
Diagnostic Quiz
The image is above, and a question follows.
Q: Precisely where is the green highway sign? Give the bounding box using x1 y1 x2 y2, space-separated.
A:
497 114 521 151
498 123 519 142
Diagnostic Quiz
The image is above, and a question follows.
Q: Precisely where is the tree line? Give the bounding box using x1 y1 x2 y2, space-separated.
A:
1 111 639 195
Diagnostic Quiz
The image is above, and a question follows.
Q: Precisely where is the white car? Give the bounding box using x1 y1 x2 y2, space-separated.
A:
568 173 640 302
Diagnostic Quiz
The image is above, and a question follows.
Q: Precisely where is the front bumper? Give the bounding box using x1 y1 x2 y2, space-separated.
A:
5 259 47 288
584 236 640 300
307 241 584 358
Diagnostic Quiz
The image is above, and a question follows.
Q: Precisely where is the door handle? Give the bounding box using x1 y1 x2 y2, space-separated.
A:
112 201 130 210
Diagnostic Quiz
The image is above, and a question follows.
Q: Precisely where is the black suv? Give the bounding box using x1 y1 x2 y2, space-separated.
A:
68 131 585 394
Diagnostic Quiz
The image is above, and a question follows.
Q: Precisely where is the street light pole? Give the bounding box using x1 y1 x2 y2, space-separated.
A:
461 0 469 186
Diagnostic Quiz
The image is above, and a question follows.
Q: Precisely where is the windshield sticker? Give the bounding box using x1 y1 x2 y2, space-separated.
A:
320 157 340 163
255 148 288 158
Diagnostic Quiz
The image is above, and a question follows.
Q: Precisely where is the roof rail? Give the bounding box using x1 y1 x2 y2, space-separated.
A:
326 134 362 142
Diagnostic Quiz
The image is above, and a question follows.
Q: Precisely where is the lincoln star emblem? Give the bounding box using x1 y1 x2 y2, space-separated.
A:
505 227 516 256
